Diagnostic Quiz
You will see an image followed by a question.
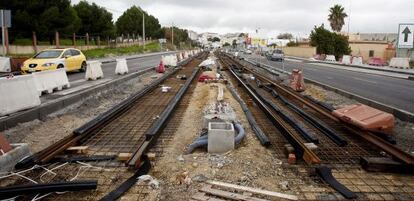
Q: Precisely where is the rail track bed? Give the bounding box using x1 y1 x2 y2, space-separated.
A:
217 53 414 200
0 53 207 200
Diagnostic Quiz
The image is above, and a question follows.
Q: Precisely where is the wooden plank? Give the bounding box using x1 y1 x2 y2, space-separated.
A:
192 192 226 201
66 146 89 154
117 153 132 161
206 180 298 200
200 185 269 201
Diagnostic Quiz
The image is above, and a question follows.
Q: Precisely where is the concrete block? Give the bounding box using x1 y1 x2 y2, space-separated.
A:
0 75 41 116
115 58 129 75
351 56 363 65
85 61 104 80
325 55 336 62
0 143 31 173
32 69 70 95
0 57 11 72
208 122 235 153
177 53 183 61
163 55 178 67
182 51 188 59
341 55 351 65
389 57 410 69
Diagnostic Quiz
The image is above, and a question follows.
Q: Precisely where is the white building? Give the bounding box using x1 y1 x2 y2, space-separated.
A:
187 30 198 41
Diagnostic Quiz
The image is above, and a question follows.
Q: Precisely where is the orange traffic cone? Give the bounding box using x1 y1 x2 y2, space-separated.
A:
156 60 165 73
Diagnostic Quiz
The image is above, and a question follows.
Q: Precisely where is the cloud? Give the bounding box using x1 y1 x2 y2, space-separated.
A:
72 0 414 36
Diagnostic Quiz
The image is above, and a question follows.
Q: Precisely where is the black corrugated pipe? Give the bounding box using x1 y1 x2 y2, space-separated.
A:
0 180 98 200
245 82 319 144
227 83 271 146
269 89 347 146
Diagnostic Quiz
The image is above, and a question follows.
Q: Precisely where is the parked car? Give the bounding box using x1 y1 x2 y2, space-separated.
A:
266 49 285 61
21 48 87 73
245 49 253 54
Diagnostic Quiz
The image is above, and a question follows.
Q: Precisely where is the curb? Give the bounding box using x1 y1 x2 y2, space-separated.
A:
245 59 414 123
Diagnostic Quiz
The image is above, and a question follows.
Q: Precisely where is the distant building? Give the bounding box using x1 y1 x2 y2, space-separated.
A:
187 30 198 41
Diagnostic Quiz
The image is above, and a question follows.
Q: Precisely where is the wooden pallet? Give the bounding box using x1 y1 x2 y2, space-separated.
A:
191 180 298 201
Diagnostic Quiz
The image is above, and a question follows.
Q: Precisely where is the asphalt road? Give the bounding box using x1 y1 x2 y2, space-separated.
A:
243 54 414 113
67 54 164 83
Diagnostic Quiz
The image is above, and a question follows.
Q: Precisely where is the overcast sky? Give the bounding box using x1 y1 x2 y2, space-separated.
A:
72 0 414 37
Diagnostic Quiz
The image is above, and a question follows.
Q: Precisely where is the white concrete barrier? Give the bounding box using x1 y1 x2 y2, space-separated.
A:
164 55 178 67
85 61 104 80
352 56 363 65
341 55 351 65
0 57 11 72
177 53 182 61
389 57 410 69
325 55 336 62
183 51 188 59
115 58 129 75
32 69 70 95
0 75 41 116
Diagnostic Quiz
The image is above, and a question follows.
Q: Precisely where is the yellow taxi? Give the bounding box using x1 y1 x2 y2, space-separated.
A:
21 48 87 73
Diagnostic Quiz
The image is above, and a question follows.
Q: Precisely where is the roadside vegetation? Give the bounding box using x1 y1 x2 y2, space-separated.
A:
1 0 194 49
82 42 160 59
309 4 351 59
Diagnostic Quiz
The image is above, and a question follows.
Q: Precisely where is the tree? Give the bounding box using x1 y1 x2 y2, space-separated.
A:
73 1 115 37
328 4 348 32
223 42 230 47
1 0 80 42
163 27 189 47
116 6 162 38
286 41 299 47
277 33 293 40
310 24 351 59
212 37 220 42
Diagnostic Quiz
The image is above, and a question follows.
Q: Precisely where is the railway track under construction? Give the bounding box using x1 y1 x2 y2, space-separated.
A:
0 52 207 200
217 52 414 200
218 52 414 167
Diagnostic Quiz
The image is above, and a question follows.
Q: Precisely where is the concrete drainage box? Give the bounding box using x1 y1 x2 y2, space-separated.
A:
208 122 235 153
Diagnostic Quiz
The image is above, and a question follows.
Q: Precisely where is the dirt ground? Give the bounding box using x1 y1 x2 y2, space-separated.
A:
4 71 163 153
128 60 298 201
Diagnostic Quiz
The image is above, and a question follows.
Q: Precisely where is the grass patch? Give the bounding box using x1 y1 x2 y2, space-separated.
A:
13 38 101 46
410 61 414 69
83 42 160 59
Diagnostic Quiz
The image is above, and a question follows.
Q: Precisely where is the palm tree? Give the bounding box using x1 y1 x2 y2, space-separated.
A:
328 5 348 32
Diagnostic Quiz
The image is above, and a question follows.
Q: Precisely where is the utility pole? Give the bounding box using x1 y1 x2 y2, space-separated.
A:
142 12 145 49
1 10 5 56
171 23 174 48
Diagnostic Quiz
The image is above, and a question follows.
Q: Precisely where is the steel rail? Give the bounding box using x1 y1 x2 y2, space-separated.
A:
128 66 202 168
266 88 347 146
226 64 320 164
